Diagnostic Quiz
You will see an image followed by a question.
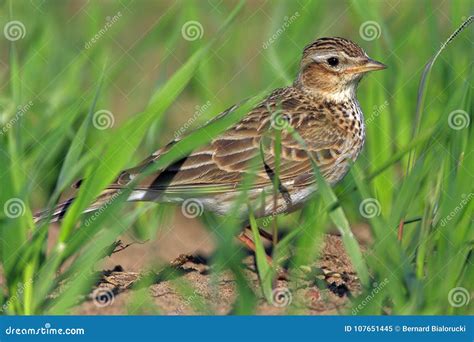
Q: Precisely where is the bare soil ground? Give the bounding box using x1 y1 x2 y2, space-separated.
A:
72 213 371 315
1 212 371 315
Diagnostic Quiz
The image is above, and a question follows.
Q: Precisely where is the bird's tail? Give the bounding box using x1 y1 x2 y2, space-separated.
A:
33 189 121 224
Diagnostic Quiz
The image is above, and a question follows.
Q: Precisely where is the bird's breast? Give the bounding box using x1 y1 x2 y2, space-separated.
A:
336 99 365 159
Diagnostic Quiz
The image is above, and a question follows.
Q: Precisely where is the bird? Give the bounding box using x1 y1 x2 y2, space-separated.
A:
35 37 386 243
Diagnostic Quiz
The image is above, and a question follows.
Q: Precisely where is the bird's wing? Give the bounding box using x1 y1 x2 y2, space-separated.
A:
107 87 347 196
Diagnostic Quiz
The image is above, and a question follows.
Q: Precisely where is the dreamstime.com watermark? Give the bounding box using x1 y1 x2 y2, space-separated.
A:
359 198 381 218
4 323 85 336
3 198 26 219
174 284 206 314
84 11 122 49
359 21 381 41
271 287 292 307
366 100 389 125
261 205 287 228
1 278 33 313
83 190 122 226
3 20 26 41
448 287 470 308
92 287 115 308
0 101 34 136
181 20 204 41
174 100 211 139
92 109 115 130
181 198 204 219
448 109 470 130
352 278 389 314
439 193 473 227
262 12 300 49
270 110 291 130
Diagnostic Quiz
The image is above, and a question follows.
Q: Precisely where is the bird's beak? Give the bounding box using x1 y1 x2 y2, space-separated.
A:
364 58 387 71
347 58 387 74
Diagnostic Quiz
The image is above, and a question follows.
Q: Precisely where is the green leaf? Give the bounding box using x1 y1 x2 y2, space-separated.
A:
248 210 273 302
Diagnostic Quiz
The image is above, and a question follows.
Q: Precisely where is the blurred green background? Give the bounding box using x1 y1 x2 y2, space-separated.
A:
0 0 472 315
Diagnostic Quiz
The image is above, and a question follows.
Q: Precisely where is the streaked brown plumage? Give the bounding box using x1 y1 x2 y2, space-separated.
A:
34 37 386 223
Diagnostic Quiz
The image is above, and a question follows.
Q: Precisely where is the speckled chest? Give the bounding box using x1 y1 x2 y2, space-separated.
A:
330 99 366 160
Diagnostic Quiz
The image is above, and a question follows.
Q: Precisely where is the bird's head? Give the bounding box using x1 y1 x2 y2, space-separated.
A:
295 37 386 102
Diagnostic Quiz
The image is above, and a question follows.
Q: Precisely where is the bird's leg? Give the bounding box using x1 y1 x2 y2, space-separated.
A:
237 227 288 280
236 230 273 265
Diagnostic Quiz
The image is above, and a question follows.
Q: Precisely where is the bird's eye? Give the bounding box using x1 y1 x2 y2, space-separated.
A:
327 57 339 67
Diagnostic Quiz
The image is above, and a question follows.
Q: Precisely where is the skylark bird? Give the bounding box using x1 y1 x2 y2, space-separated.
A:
35 37 386 227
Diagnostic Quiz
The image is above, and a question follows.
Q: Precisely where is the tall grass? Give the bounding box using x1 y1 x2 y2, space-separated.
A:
0 0 472 315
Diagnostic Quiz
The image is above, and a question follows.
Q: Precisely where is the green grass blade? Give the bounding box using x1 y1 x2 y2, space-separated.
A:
248 210 273 302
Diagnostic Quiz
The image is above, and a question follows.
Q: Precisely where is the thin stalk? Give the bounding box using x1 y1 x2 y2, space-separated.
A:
406 16 473 172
